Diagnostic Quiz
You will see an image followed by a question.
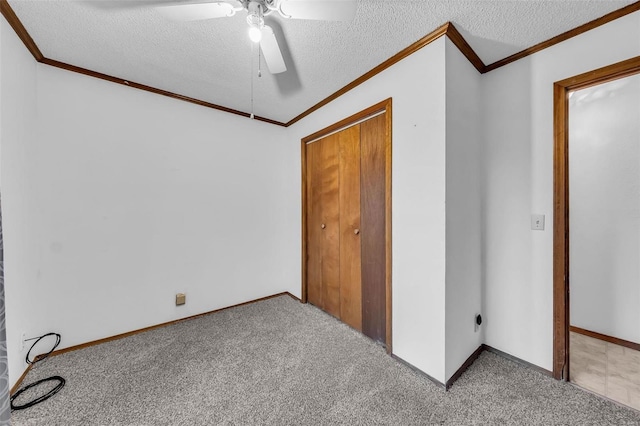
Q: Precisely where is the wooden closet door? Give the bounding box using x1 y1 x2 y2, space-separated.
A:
338 125 362 331
360 114 387 344
306 140 323 309
304 103 390 347
306 133 341 318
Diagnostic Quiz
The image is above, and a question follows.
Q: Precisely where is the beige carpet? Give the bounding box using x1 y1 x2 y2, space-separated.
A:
11 295 640 425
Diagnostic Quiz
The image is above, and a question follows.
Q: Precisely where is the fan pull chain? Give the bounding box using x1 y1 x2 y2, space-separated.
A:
250 41 255 119
250 43 262 120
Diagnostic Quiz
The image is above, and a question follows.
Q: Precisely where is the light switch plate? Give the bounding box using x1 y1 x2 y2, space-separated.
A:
531 214 545 231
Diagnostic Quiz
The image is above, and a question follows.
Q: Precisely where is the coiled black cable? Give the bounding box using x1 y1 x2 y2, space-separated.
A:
25 332 61 364
10 376 65 410
11 332 65 411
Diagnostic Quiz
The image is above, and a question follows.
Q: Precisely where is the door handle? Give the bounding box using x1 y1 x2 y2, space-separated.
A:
354 228 360 235
321 224 326 229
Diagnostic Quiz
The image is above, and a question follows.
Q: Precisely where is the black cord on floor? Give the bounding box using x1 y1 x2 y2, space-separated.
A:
10 376 65 410
11 332 65 411
25 332 61 364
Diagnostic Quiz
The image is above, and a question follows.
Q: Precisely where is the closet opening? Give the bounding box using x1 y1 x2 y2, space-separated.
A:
301 98 392 352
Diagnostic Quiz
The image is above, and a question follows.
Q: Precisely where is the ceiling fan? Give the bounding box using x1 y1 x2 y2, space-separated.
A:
156 0 358 75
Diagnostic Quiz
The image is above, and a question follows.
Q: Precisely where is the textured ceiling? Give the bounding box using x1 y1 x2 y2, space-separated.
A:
7 0 637 123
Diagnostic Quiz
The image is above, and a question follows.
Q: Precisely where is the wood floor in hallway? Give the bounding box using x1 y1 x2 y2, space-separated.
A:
570 331 640 411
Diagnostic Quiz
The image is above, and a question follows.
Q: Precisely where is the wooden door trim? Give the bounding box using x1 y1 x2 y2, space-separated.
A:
302 99 392 144
301 98 393 353
553 55 640 380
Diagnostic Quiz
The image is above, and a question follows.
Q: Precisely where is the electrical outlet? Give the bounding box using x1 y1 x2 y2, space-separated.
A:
20 332 26 351
176 293 186 306
474 314 482 332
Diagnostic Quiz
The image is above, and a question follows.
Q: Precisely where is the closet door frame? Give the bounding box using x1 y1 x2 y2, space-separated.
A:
300 98 392 353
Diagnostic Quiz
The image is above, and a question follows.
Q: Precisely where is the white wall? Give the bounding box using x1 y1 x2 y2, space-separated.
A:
289 38 448 382
482 11 640 370
444 38 483 381
569 74 640 344
1 19 40 388
3 53 298 388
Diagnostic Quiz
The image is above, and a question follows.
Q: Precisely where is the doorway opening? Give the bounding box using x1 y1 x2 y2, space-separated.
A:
301 99 392 352
553 56 640 409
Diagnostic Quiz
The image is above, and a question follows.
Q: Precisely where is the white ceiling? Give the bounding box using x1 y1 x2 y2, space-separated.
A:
7 0 636 123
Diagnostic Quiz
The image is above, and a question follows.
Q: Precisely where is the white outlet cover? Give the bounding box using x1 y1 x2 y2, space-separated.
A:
531 214 545 231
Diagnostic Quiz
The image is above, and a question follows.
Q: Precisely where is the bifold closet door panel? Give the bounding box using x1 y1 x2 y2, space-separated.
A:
360 113 387 344
338 125 362 331
319 133 341 318
306 140 324 309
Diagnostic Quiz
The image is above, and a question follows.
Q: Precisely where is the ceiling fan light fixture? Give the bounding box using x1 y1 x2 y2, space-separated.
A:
248 25 263 43
247 1 265 43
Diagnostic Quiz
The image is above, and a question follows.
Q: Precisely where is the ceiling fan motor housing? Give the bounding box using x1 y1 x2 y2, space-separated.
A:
247 1 265 28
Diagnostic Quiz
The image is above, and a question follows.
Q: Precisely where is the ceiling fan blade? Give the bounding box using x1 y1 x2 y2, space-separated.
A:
279 0 357 21
156 2 237 21
260 26 287 74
